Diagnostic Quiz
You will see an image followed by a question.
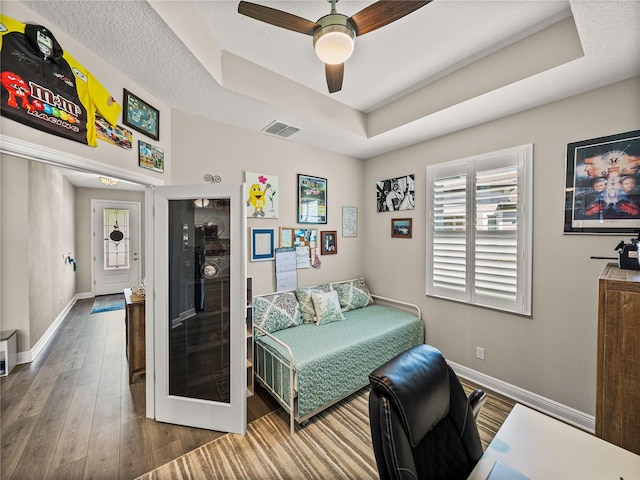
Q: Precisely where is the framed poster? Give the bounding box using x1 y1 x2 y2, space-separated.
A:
564 130 640 233
250 228 275 262
377 174 415 212
123 89 160 140
320 231 337 254
245 171 278 218
391 218 412 238
298 174 327 224
342 206 357 237
138 140 164 173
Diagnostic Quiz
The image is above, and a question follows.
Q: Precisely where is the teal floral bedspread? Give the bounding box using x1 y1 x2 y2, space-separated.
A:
256 304 424 419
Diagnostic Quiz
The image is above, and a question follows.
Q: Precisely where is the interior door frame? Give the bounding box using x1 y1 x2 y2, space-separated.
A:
91 199 141 296
148 184 247 434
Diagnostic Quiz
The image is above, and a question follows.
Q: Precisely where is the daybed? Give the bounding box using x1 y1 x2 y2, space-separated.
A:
252 278 424 434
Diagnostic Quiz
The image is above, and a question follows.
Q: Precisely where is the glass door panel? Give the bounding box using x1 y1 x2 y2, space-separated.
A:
168 198 231 403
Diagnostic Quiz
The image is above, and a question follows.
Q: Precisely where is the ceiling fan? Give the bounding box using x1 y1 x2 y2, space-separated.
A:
238 0 431 93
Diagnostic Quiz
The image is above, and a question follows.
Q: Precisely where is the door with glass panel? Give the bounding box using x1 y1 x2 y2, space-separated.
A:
151 184 246 433
93 200 141 295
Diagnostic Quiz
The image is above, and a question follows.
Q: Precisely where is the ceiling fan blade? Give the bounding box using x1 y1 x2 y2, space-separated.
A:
325 63 344 93
238 1 317 36
349 1 432 36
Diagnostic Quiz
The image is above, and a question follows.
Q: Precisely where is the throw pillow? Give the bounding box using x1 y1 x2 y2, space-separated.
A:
253 291 302 334
332 278 374 312
296 284 334 324
311 290 345 326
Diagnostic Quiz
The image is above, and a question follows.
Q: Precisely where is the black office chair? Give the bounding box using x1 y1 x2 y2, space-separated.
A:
368 344 487 480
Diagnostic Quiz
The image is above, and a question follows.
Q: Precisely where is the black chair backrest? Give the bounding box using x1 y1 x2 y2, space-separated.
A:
369 344 484 480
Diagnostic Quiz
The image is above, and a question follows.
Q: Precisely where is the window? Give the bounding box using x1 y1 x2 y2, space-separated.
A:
103 208 130 270
426 144 533 315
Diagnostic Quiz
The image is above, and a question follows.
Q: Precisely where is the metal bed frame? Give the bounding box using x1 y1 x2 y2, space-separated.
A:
253 294 422 434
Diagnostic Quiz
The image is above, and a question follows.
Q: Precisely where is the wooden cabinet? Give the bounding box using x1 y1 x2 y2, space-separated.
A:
596 264 640 454
125 288 146 384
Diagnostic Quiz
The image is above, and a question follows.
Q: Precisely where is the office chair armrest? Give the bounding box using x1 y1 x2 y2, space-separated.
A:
468 389 487 420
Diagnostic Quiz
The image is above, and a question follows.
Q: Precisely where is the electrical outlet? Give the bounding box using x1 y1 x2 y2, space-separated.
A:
476 346 485 360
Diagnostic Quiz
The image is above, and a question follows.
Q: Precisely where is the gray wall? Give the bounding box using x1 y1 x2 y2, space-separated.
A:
1 157 77 352
362 76 640 416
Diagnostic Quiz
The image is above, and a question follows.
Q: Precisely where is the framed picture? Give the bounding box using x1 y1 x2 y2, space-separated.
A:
391 218 412 238
123 89 160 140
298 174 327 224
95 114 133 150
342 206 357 237
377 174 415 212
564 130 640 234
320 231 338 255
250 228 275 262
138 140 164 173
245 171 278 218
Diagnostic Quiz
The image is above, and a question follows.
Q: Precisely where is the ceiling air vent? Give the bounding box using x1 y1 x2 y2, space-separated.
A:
261 120 301 138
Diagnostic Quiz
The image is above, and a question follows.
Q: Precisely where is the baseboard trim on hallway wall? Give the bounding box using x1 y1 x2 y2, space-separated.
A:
449 361 595 434
17 292 92 365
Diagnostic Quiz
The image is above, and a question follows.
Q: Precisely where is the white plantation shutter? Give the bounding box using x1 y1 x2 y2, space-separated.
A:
432 172 467 301
427 145 532 315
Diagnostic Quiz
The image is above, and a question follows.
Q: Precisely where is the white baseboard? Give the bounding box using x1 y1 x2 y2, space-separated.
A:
17 292 91 364
449 361 595 433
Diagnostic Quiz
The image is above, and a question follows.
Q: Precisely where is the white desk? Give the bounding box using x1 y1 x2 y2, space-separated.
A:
469 404 640 480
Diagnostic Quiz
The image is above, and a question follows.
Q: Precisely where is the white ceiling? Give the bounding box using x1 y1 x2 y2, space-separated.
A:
17 0 640 165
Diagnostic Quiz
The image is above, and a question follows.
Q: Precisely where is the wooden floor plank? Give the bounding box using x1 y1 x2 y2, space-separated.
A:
47 457 87 480
82 396 121 480
30 368 81 438
0 414 38 479
119 418 153 480
48 381 99 472
11 426 62 480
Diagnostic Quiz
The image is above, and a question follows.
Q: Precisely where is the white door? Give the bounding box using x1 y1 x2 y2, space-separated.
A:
151 184 247 434
93 200 141 295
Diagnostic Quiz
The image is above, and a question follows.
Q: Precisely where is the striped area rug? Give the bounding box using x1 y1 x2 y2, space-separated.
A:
138 382 514 480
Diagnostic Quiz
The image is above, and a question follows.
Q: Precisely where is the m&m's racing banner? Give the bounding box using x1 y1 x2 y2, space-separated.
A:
0 14 121 147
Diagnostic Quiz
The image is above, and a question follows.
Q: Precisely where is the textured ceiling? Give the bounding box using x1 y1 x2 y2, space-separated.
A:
14 0 640 161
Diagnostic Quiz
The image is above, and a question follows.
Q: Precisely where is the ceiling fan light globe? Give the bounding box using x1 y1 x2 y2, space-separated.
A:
313 21 355 65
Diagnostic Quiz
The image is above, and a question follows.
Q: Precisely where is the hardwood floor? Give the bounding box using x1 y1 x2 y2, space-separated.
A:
0 298 279 480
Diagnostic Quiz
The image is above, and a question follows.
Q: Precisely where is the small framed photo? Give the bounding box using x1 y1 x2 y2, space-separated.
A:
320 231 338 255
123 89 160 140
298 174 327 224
342 206 357 237
564 129 640 234
391 218 412 238
138 141 164 173
250 228 275 262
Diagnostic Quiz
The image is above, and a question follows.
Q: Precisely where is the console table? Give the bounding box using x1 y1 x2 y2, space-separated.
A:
124 288 145 384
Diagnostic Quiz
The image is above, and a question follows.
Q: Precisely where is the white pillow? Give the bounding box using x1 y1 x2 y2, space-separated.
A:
311 289 346 326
